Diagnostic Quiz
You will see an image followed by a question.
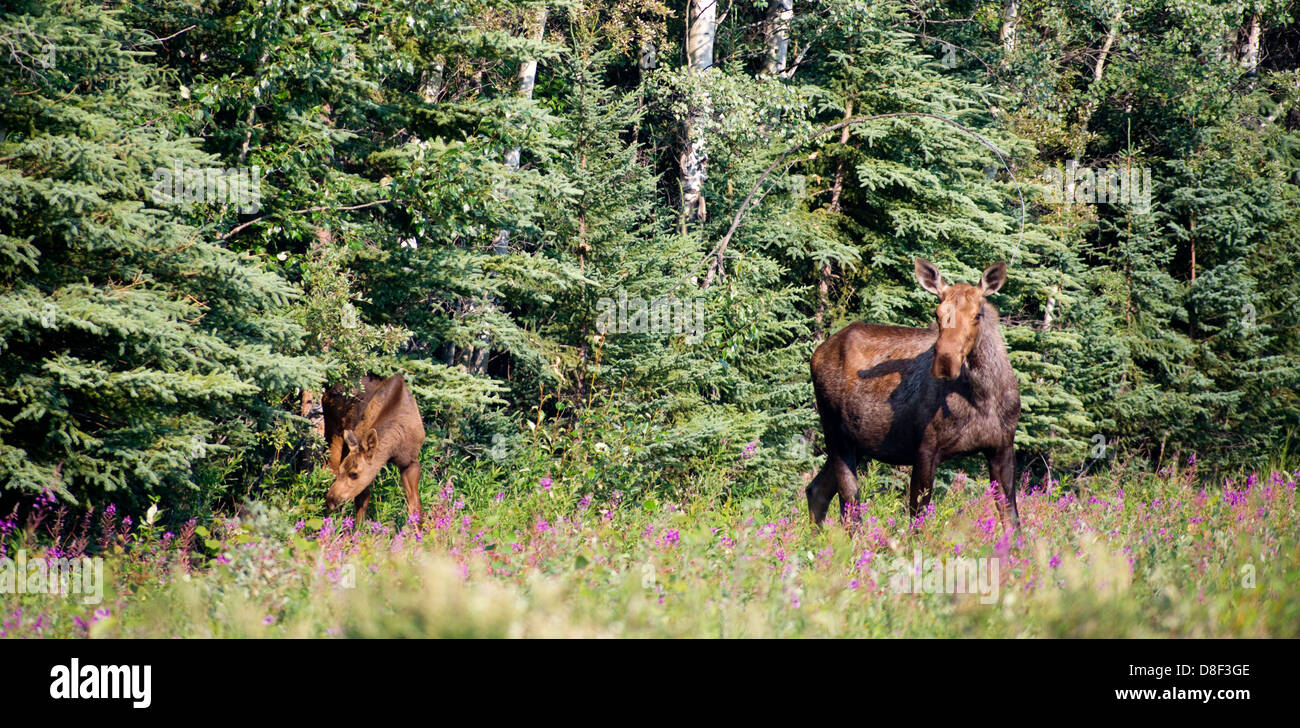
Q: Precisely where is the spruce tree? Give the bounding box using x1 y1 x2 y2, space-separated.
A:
0 1 320 506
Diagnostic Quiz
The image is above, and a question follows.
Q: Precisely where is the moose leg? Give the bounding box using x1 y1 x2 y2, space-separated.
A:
400 461 422 526
986 446 1020 532
806 449 859 526
909 450 938 519
834 450 861 523
354 486 372 524
806 460 836 526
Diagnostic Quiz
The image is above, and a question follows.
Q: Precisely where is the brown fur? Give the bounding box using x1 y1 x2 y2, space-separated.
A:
321 373 426 523
807 259 1021 532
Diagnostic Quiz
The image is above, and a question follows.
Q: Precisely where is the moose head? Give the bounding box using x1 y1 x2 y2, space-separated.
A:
913 258 1007 381
325 428 384 511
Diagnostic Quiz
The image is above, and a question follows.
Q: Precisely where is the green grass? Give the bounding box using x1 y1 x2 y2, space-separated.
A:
3 454 1297 638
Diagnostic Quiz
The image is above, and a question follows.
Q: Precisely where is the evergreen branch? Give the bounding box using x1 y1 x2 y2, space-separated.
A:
219 200 392 240
696 112 1026 290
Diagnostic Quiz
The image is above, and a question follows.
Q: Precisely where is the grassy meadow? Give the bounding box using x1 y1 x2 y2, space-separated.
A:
3 441 1296 639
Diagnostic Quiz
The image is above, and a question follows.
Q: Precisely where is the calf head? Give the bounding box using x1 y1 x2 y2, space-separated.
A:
325 428 383 510
914 258 1007 381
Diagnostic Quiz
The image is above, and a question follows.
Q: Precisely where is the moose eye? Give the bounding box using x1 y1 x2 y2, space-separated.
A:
349 472 358 479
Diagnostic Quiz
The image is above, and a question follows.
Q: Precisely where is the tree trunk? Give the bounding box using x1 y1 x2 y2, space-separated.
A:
417 62 444 104
1000 0 1018 56
681 0 716 224
492 7 548 256
764 0 793 76
300 388 325 438
1075 11 1122 141
473 6 548 374
1241 14 1261 76
1093 13 1120 84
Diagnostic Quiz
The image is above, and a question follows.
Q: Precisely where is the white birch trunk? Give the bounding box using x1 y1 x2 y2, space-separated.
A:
473 7 547 373
1000 0 1018 55
1242 14 1261 75
764 0 793 76
681 0 716 224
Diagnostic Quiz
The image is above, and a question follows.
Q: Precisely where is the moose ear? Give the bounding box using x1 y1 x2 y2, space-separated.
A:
363 429 379 452
914 258 948 297
979 262 1007 295
343 429 360 449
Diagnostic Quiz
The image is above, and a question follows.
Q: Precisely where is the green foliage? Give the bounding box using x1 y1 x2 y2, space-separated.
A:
0 0 320 507
3 0 1299 513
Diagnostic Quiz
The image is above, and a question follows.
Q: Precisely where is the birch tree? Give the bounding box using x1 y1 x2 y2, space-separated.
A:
680 0 716 224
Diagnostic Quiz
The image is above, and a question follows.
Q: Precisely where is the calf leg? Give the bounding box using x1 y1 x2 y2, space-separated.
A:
354 485 372 524
400 461 422 526
986 446 1020 532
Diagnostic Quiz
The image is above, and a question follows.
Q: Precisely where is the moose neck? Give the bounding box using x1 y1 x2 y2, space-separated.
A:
962 304 1013 407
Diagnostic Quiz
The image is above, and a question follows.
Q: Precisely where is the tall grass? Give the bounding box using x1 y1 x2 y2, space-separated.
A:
3 449 1296 638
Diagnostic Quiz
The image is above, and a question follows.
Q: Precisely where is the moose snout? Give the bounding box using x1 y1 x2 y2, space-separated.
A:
324 489 345 511
932 354 963 380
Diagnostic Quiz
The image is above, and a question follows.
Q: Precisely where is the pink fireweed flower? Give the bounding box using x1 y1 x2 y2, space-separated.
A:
539 477 553 491
855 551 874 571
742 441 759 459
494 491 506 502
534 517 551 533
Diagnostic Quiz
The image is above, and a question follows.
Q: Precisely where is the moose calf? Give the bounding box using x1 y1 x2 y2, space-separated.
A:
321 373 426 524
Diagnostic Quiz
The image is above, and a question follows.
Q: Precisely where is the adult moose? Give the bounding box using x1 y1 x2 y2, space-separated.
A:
321 373 426 524
807 258 1020 533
